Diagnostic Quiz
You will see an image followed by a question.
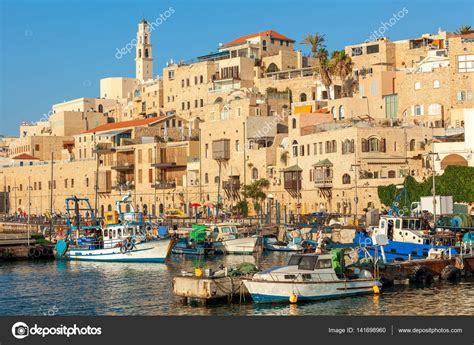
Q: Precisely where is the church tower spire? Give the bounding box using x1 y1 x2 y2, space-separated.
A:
135 19 153 81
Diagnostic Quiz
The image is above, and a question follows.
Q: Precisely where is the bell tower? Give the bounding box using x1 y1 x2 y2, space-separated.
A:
135 19 153 81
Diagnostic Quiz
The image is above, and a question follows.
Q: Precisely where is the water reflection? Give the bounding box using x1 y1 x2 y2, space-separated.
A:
0 254 473 316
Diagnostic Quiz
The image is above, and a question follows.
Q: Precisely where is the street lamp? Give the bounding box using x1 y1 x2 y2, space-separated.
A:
350 161 361 226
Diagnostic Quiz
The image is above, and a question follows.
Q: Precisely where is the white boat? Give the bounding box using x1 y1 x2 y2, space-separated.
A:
209 223 259 254
65 237 173 263
56 195 173 263
244 253 381 303
263 236 303 252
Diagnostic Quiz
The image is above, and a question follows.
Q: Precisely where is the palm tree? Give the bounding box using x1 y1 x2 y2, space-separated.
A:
330 50 354 97
314 48 333 100
301 33 326 59
455 25 472 34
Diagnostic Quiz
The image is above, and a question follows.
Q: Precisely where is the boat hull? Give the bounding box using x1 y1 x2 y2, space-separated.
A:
244 279 380 303
63 238 173 262
215 236 259 254
354 231 457 262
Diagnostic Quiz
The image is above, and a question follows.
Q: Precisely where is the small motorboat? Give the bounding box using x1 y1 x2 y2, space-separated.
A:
171 237 215 256
208 223 260 254
263 235 303 252
244 250 381 303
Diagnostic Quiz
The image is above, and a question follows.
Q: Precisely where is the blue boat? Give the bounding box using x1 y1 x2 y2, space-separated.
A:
354 215 457 262
171 238 215 256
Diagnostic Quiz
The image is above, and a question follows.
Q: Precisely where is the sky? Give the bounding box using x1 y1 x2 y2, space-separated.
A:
0 0 472 136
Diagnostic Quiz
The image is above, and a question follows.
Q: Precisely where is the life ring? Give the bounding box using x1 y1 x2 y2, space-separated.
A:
28 247 36 258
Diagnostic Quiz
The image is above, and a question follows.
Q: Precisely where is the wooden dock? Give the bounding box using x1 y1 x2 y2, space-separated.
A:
0 233 55 261
173 275 250 305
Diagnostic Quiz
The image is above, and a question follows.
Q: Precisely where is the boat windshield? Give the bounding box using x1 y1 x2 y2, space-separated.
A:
288 255 303 266
298 256 318 270
402 219 421 230
220 226 237 234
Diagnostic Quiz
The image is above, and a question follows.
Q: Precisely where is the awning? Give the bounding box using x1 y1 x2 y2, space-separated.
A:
313 159 333 167
282 164 302 172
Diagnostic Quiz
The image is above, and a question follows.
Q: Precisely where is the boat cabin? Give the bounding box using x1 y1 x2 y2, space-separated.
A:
102 224 145 248
209 223 239 241
373 216 430 245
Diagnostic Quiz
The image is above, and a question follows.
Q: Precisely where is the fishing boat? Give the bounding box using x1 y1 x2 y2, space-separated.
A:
55 195 173 263
244 251 381 303
207 223 259 254
354 215 458 262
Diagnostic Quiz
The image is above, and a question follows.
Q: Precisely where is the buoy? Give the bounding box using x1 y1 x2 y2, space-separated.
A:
372 285 380 294
289 293 298 304
195 267 203 277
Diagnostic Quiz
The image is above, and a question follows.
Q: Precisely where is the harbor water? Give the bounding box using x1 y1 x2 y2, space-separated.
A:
1 252 473 316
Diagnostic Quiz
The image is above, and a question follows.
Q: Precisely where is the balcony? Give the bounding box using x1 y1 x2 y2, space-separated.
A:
151 181 176 189
112 181 135 191
223 179 240 190
314 179 333 188
93 143 115 154
212 139 230 161
283 179 302 190
111 160 135 171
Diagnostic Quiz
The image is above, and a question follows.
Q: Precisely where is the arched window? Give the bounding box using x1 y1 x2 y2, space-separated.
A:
339 105 345 120
350 139 355 153
342 173 351 184
214 97 223 104
107 204 112 212
428 103 442 116
292 118 297 129
266 63 279 73
368 137 380 152
159 203 164 214
214 176 220 184
331 107 336 119
138 49 142 58
98 104 103 113
145 49 149 58
205 173 209 184
292 140 299 157
409 139 416 151
388 170 396 178
299 93 307 102
251 168 259 180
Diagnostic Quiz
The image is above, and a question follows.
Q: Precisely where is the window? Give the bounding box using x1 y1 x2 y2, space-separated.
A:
370 80 379 96
71 179 74 188
65 179 68 188
338 105 345 120
414 82 421 90
85 178 89 187
214 176 220 184
433 80 440 88
200 75 204 83
368 138 379 152
457 55 474 73
148 169 153 183
292 118 297 129
205 144 209 158
138 149 142 163
388 170 396 178
467 90 472 101
366 44 379 54
428 103 442 116
414 105 423 116
235 140 240 152
299 93 307 102
457 91 465 101
138 169 143 184
204 173 209 184
148 148 153 163
251 168 258 180
200 99 204 107
38 182 41 190
292 140 298 157
351 47 363 56
300 145 305 156
34 144 40 151
331 107 336 119
342 173 351 184
262 40 267 51
385 94 398 119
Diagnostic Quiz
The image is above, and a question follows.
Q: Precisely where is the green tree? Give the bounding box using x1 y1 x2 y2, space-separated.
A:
455 25 472 34
241 179 270 214
301 33 326 59
330 50 353 96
